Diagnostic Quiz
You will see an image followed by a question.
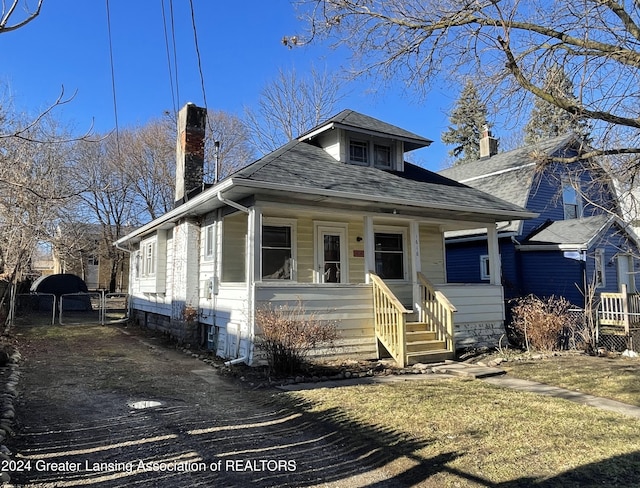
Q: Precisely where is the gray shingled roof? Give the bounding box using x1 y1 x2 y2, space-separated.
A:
439 134 580 234
298 109 433 150
232 139 533 218
526 214 611 247
439 133 579 185
439 134 581 209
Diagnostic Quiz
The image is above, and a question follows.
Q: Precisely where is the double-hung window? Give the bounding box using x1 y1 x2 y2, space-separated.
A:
562 180 581 219
141 238 157 277
203 224 215 261
594 248 606 288
262 219 296 280
374 231 405 280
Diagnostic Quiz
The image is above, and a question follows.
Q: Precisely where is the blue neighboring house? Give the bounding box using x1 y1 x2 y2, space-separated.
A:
439 132 640 308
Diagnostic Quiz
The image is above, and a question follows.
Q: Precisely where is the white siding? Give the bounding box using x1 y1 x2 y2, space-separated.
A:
436 283 505 348
255 283 376 357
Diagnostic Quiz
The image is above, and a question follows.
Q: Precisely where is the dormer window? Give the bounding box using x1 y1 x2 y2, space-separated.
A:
349 140 368 164
374 144 391 168
348 138 395 168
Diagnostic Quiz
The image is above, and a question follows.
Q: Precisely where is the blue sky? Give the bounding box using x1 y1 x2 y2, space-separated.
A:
0 1 456 170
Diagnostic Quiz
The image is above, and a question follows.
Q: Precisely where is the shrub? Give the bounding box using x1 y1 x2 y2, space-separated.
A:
510 295 574 351
255 301 339 375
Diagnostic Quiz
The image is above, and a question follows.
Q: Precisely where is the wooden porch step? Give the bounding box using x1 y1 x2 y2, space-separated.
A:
406 321 432 332
406 330 438 342
406 349 455 365
406 339 447 353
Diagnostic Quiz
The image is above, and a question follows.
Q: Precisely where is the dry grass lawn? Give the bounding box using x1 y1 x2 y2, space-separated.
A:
283 356 640 487
501 353 640 406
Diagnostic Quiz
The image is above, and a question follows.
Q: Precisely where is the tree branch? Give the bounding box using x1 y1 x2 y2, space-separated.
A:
0 0 43 33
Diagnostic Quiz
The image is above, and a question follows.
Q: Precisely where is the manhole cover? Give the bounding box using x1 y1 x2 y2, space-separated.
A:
128 400 163 409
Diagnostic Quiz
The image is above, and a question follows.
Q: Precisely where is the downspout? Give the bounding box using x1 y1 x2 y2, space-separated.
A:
217 192 250 214
217 192 253 367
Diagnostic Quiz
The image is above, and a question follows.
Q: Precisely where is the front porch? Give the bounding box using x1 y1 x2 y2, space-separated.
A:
254 277 505 366
212 204 508 366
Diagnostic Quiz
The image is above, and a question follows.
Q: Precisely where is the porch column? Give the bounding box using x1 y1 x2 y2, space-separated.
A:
487 223 502 286
364 216 375 283
410 221 422 311
244 206 261 361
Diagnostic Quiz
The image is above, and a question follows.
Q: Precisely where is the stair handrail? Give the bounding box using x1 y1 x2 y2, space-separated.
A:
370 271 409 367
417 272 456 350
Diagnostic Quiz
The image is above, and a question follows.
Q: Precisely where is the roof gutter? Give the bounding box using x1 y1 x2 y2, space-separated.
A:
114 179 235 246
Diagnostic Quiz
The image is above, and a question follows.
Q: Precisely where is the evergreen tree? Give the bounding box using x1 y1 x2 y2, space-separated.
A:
524 65 590 144
441 80 490 164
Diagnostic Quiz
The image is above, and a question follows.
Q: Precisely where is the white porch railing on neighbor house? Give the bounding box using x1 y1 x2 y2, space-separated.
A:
370 272 409 366
417 272 457 353
599 284 640 334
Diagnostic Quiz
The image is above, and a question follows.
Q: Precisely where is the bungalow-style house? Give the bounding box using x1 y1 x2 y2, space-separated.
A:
439 130 640 308
115 104 535 366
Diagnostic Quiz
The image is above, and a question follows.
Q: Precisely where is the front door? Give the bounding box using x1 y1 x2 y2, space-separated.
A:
316 225 347 283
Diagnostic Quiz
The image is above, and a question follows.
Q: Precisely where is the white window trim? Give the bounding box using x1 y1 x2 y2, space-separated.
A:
373 225 408 282
141 237 157 278
137 230 167 294
480 254 490 281
203 223 216 261
262 217 297 281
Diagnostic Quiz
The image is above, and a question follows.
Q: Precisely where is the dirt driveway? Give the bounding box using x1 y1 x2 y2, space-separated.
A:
7 324 399 487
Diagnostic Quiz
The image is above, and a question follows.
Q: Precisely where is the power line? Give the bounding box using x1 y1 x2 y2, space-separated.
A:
189 0 207 110
168 0 180 110
160 0 177 115
105 0 120 152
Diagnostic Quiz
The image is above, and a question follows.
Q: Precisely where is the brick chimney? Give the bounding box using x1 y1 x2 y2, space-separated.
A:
479 124 498 158
175 103 207 207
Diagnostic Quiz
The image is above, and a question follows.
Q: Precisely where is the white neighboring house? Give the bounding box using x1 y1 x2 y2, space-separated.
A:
115 104 535 367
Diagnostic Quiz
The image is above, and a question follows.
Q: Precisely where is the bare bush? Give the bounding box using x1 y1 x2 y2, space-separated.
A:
255 301 338 375
510 295 574 352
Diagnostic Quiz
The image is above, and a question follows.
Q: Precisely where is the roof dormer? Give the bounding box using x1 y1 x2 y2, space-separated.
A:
297 109 432 172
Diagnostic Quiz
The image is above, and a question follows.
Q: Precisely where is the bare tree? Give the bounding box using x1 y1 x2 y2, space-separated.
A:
118 119 176 220
245 66 344 154
0 0 42 34
291 1 640 164
205 110 255 179
71 134 138 292
0 110 76 318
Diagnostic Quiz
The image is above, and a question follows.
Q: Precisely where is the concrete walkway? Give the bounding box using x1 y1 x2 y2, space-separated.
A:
280 361 640 420
483 375 640 419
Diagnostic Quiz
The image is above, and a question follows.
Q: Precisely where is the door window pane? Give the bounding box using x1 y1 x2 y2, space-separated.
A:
323 234 341 282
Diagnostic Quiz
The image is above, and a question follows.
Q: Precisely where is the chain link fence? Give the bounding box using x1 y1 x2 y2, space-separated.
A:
13 291 128 326
563 307 639 353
